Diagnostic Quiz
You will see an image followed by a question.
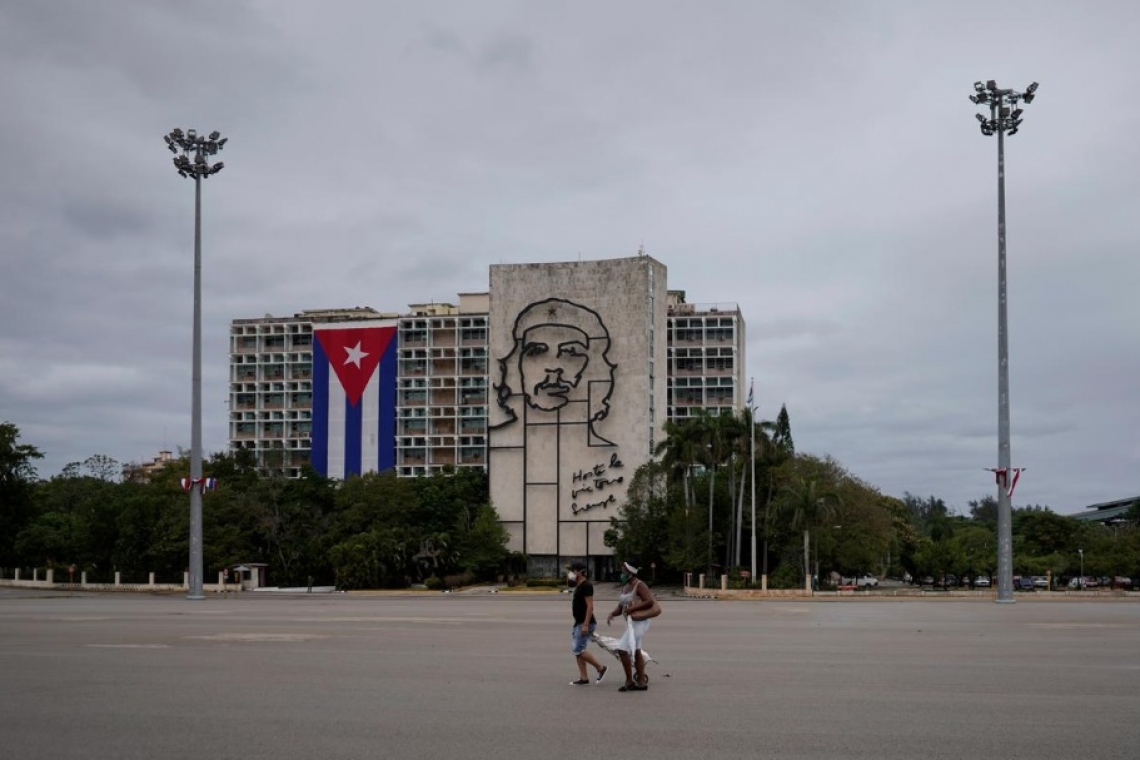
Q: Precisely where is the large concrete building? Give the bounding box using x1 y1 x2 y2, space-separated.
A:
228 256 746 571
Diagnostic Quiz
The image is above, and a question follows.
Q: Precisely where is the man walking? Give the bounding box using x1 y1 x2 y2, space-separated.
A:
568 561 608 685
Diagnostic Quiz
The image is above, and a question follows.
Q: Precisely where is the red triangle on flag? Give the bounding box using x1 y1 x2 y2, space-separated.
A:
315 327 396 406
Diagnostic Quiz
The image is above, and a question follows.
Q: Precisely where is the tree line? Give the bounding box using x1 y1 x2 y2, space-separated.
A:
604 408 1140 587
0 421 511 589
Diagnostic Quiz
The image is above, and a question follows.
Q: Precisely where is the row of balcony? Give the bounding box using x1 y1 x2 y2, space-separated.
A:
400 392 488 406
399 450 486 466
671 393 737 406
398 334 488 348
670 364 736 375
400 362 488 376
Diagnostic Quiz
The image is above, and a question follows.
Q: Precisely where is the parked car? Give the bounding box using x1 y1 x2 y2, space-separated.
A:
856 574 878 588
1110 576 1133 590
974 576 991 588
1015 576 1035 592
1032 576 1049 589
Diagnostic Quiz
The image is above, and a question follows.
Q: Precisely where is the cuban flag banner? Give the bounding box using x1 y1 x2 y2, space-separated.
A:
311 321 398 478
180 477 218 494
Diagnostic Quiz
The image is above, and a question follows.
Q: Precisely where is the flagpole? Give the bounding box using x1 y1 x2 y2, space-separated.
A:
749 379 757 582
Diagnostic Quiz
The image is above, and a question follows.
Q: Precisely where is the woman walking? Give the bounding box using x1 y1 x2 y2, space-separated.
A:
606 559 656 692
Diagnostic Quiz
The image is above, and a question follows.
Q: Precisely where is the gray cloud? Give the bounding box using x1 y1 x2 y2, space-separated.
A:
1 0 1136 513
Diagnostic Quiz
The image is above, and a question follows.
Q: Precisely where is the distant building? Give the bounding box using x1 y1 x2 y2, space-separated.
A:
665 290 747 422
1069 496 1139 524
122 449 175 482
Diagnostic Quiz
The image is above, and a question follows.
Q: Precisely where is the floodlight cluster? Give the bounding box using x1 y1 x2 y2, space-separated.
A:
970 81 1038 137
164 128 227 179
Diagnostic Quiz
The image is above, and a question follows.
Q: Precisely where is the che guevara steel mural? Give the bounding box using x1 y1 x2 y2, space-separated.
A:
491 298 624 516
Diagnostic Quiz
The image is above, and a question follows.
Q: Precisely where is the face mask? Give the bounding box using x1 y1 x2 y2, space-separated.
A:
567 571 578 588
619 573 629 583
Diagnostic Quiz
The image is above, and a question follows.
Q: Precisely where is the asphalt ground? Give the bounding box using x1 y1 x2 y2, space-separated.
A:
1 587 1137 760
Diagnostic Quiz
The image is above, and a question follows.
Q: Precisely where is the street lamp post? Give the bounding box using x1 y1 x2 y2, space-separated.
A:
1078 549 1084 589
749 383 757 583
969 80 1039 604
164 128 226 600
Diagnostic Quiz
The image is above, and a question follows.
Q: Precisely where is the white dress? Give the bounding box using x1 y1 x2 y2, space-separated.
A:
615 580 651 655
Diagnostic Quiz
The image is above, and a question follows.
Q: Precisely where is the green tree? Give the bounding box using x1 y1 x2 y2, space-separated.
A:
0 422 44 566
776 474 841 588
968 495 998 526
654 418 705 515
772 404 794 455
454 502 510 579
654 416 708 572
605 460 672 578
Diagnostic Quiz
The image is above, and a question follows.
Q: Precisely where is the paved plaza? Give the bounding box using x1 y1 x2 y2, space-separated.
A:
1 588 1137 760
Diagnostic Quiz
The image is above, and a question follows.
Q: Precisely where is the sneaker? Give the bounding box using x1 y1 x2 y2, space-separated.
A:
595 665 608 684
569 679 590 685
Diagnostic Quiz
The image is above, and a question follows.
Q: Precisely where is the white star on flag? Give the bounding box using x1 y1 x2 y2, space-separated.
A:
343 341 369 368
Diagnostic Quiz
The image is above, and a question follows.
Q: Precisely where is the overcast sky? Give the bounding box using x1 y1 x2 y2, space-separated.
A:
2 1 1137 514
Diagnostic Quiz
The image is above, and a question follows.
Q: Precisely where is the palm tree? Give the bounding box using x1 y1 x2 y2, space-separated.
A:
776 476 841 591
654 418 704 514
654 417 707 574
692 410 741 576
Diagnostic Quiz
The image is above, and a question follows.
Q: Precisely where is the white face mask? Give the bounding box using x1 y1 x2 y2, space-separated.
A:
567 570 578 588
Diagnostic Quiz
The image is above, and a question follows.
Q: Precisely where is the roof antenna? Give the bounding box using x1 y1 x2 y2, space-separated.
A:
638 241 646 256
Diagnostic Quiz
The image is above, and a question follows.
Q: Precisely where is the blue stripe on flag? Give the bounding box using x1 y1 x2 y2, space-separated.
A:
377 337 398 471
311 339 330 476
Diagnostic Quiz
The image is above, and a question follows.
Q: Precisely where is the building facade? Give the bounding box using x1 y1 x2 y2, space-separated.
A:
228 257 746 572
665 290 747 422
395 294 490 477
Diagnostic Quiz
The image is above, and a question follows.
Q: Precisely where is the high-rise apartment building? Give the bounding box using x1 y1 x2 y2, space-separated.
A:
395 293 490 477
665 290 747 422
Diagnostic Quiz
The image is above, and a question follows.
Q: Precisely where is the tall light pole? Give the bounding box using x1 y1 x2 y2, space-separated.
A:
969 80 1038 604
1078 548 1084 589
164 128 226 600
748 381 757 583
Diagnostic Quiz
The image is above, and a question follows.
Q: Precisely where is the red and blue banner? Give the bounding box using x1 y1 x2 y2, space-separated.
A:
311 322 398 478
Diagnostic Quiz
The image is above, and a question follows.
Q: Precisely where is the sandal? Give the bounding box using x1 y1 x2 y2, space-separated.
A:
618 683 636 692
569 679 590 685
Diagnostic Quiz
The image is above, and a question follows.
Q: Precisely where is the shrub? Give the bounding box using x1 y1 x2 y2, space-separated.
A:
424 575 443 591
443 571 475 589
525 577 564 588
